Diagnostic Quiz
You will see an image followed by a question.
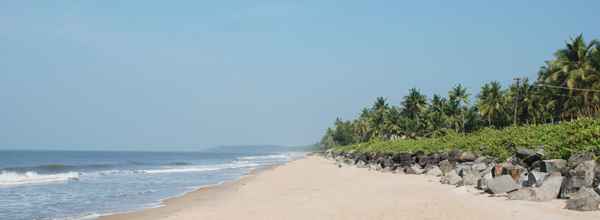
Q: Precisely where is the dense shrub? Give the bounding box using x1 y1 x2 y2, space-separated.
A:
333 118 600 160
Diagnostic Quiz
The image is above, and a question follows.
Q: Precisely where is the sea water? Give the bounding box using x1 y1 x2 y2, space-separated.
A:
0 146 306 220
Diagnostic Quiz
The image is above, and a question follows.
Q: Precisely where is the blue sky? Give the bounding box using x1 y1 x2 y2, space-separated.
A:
1 1 599 150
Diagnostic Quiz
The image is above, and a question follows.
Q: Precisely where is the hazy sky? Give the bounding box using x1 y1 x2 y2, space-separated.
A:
1 1 599 150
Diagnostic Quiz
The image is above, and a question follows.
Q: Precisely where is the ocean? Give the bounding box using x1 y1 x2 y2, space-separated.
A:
0 146 307 220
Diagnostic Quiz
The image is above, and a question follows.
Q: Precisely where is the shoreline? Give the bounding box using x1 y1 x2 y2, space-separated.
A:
100 156 600 220
98 161 287 220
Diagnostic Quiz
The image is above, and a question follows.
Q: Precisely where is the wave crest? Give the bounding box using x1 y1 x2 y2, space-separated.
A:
142 161 260 174
0 171 80 186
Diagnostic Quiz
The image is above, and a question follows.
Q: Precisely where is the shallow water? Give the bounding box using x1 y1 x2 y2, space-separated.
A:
0 147 305 220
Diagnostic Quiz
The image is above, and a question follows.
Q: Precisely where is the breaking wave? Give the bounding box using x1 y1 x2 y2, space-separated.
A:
141 161 260 174
0 171 80 186
237 154 290 161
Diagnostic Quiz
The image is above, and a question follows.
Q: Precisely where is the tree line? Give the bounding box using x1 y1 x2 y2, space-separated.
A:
321 34 600 148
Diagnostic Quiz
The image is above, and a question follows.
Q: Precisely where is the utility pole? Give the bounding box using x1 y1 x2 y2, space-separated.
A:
513 77 521 126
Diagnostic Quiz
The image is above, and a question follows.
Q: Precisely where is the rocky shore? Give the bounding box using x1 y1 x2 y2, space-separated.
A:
324 148 600 211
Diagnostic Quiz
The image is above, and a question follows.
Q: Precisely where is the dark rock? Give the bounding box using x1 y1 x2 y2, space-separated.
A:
392 153 413 167
439 160 455 175
487 175 521 194
419 153 441 168
523 154 544 168
565 187 600 211
516 148 536 160
414 151 426 166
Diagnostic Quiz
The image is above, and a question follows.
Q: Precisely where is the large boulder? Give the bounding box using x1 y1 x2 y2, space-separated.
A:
440 170 462 185
534 175 564 201
508 174 563 201
561 160 597 198
425 166 443 177
487 175 521 194
565 187 600 211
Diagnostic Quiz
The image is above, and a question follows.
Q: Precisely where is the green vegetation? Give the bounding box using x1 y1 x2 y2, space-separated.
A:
333 118 600 160
321 35 600 159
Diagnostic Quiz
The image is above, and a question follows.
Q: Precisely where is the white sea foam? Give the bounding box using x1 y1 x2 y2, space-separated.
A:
0 171 80 186
141 161 261 174
238 154 290 161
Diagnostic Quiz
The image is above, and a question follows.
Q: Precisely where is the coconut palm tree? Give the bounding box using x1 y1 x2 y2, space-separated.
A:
542 34 600 109
401 88 428 120
401 88 428 136
370 97 390 138
428 94 449 131
477 81 505 127
448 84 470 133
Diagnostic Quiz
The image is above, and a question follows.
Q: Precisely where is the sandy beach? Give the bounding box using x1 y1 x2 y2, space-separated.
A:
100 156 600 220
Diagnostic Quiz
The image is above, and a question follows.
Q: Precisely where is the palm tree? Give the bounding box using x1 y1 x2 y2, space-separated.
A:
401 88 428 120
477 81 505 127
542 34 600 109
448 84 470 133
428 94 449 131
370 97 390 138
353 108 372 142
401 88 428 136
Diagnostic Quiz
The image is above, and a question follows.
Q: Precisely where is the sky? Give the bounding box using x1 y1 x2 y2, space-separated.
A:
1 1 599 151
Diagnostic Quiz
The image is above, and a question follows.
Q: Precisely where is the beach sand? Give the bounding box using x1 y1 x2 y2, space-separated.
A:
100 156 600 220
